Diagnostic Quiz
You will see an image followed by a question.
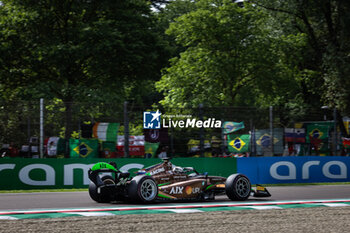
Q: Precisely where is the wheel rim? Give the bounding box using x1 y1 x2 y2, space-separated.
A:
140 179 157 201
235 177 250 198
103 179 115 185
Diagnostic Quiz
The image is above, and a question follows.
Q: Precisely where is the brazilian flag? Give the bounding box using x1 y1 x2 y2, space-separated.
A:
145 142 160 158
255 128 284 155
306 123 330 143
227 134 250 153
69 139 99 158
223 121 245 134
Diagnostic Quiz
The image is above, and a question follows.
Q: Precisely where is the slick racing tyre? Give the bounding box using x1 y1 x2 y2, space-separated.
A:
225 173 251 201
89 175 115 203
128 175 158 203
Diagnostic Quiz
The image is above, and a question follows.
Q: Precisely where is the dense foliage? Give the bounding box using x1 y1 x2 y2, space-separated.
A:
0 0 168 139
1 0 349 142
156 0 307 110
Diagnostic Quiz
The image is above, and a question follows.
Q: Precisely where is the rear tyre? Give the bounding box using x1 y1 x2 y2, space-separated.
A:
225 173 251 201
88 175 115 203
88 182 99 202
128 175 158 203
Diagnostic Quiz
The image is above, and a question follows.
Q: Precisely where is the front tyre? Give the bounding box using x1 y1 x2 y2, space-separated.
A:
225 173 251 201
128 175 158 203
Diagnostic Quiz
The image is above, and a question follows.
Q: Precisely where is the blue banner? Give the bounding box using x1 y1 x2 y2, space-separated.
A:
237 156 350 184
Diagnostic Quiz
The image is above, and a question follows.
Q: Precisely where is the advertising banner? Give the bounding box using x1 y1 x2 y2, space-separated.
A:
3 156 348 190
0 157 237 190
237 156 350 184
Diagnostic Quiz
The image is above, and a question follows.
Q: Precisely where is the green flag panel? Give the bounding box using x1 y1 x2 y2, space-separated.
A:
223 121 245 134
145 142 160 158
255 128 284 155
69 139 99 158
306 123 330 143
227 134 250 153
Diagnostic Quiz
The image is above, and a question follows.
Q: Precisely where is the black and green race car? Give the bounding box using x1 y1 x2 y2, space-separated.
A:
88 158 271 203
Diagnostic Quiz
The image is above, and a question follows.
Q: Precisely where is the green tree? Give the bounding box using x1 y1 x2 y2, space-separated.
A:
250 0 350 115
156 0 306 110
249 0 350 136
0 0 164 140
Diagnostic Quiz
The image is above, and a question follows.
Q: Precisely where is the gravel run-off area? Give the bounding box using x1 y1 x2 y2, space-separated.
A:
1 207 350 233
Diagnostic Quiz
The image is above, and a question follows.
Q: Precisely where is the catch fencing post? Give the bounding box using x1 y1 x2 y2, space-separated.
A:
221 118 226 156
170 127 174 157
199 104 204 157
27 116 31 144
333 108 337 156
40 98 44 158
124 101 129 158
269 106 274 156
250 119 256 157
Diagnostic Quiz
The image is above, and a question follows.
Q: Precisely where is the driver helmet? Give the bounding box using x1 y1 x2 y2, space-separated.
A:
173 166 183 173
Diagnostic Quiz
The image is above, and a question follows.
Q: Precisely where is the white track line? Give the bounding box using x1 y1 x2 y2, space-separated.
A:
65 212 116 217
322 203 350 207
1 199 350 215
158 209 204 213
0 216 18 220
248 206 283 210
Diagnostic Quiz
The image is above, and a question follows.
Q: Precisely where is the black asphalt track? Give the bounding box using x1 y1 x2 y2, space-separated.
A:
0 185 349 211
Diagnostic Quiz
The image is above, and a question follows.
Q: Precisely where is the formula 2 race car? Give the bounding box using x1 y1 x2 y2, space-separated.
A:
88 158 271 203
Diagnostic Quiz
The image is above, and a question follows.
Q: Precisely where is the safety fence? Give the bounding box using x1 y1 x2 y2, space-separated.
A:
1 100 349 158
